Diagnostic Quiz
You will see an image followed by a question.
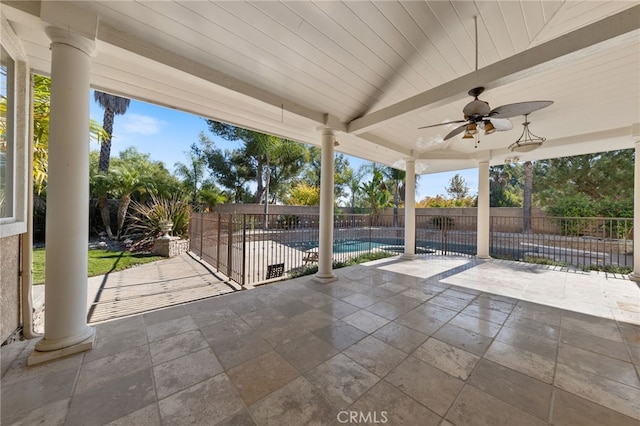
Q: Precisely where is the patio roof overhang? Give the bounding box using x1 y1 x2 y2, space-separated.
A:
2 1 639 173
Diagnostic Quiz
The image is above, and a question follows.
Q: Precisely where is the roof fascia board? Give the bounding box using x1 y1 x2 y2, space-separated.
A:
348 5 640 134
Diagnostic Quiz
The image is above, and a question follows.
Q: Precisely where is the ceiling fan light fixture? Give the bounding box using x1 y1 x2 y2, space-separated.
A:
462 130 475 139
509 114 546 152
467 122 478 135
484 120 496 135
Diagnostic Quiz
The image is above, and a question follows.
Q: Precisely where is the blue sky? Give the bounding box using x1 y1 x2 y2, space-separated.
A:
89 95 478 201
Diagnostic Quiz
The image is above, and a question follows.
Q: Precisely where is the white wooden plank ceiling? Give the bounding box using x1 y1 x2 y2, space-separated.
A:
2 0 639 173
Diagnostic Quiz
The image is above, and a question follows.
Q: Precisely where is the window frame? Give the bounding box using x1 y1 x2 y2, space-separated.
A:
0 17 29 238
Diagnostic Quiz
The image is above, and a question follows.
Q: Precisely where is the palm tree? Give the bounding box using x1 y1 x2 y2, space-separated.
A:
381 166 407 227
345 165 367 208
94 91 130 238
94 91 130 173
110 166 145 240
360 169 392 225
174 152 207 206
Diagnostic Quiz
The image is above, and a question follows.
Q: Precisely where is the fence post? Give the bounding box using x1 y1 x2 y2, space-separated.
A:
442 216 448 255
188 206 192 248
242 214 247 287
227 214 234 278
199 212 204 258
216 212 221 270
368 214 373 252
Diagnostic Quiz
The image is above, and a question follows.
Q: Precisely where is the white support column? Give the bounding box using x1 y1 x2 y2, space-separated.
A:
30 28 96 364
315 128 336 281
630 123 640 282
402 159 417 260
477 160 491 259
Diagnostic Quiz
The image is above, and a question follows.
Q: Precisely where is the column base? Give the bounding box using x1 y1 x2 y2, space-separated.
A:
476 254 492 260
312 274 338 284
401 253 418 260
29 327 95 366
629 272 640 283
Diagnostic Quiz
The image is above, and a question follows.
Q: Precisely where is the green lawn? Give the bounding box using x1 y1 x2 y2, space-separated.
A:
32 248 164 285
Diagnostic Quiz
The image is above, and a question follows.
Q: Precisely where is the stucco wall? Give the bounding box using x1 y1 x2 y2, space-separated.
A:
208 205 552 233
211 204 547 219
0 235 21 344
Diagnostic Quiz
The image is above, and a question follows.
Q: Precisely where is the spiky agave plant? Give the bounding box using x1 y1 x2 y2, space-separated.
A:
128 193 190 248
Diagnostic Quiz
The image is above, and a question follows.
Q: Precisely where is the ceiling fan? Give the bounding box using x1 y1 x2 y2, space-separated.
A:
418 86 553 141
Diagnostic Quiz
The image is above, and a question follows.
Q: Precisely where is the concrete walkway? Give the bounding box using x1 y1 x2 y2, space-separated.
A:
85 253 237 324
33 253 237 329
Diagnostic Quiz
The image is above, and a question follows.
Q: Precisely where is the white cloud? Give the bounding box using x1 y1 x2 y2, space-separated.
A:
121 113 164 135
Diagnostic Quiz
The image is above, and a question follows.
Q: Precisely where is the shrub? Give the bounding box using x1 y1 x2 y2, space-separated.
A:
430 215 455 230
128 193 190 245
277 214 300 229
546 193 596 218
523 256 567 267
585 264 632 274
545 194 596 236
288 251 394 278
596 196 632 218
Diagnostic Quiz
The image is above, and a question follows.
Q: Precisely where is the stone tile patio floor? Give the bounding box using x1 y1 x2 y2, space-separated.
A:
2 255 639 425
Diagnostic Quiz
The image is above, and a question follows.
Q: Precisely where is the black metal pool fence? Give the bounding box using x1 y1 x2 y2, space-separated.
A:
189 213 633 286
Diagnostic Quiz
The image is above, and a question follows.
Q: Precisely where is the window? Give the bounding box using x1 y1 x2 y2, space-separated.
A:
0 44 14 219
0 19 28 238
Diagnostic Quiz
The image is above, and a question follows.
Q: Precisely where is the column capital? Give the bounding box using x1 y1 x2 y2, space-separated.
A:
319 126 335 137
45 27 96 57
321 126 336 136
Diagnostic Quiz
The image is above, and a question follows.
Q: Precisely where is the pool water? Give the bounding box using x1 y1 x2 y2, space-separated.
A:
290 239 434 255
333 240 386 253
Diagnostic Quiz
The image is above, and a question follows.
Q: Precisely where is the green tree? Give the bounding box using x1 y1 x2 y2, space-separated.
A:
205 121 307 210
197 183 226 210
302 146 353 203
264 141 308 204
534 150 633 217
32 75 51 194
489 164 523 207
109 165 144 240
417 195 456 208
174 141 208 206
360 169 392 220
206 121 273 205
345 165 368 208
195 132 255 203
28 75 104 195
90 148 183 238
446 173 470 200
380 165 413 227
535 150 633 202
285 182 320 206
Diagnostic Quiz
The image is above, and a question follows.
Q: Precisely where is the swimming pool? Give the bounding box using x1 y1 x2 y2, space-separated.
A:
289 239 435 255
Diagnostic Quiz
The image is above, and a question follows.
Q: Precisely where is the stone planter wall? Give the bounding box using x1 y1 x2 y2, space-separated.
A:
155 238 190 258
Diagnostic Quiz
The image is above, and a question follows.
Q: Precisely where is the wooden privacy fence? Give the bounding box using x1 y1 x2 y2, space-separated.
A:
189 212 633 286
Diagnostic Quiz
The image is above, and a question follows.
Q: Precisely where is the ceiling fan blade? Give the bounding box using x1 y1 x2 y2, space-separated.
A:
418 119 467 129
489 100 553 118
444 123 468 140
489 117 513 131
